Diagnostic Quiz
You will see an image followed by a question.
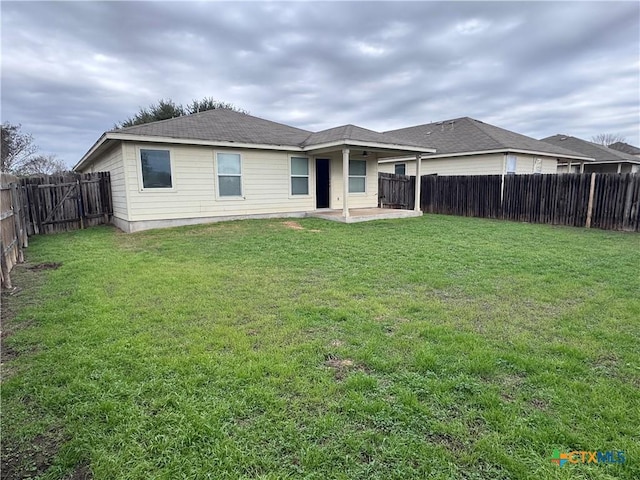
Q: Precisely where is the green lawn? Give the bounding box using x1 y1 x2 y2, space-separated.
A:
2 215 639 479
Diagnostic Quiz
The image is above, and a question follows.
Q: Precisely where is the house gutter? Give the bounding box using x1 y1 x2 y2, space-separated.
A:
378 148 594 163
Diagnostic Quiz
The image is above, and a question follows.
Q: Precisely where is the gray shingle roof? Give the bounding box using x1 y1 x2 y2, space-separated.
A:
385 117 591 159
112 109 433 150
113 108 312 146
302 124 431 149
540 135 640 163
609 141 640 156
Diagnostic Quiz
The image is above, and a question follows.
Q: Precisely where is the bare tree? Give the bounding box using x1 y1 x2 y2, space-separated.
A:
1 122 38 173
590 133 627 147
16 154 67 176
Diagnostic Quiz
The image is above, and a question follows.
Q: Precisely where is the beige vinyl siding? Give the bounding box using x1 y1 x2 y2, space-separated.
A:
513 154 557 174
122 143 316 221
328 153 378 209
379 153 559 176
82 143 129 220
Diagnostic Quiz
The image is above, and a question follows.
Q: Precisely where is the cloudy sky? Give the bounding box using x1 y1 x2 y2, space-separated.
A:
1 1 639 168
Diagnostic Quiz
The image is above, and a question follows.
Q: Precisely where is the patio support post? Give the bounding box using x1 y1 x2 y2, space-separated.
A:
342 148 350 218
414 153 422 211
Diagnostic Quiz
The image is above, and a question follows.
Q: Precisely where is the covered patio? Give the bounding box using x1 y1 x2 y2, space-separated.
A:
301 125 435 221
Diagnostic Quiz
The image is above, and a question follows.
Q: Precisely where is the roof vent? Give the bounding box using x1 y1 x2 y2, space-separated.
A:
425 131 431 135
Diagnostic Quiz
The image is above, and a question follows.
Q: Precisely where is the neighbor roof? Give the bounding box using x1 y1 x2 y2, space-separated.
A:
540 135 640 164
384 117 592 160
608 141 640 156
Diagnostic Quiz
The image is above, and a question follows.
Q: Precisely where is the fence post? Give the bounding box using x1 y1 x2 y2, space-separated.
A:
0 238 11 289
77 179 85 229
10 184 25 263
585 172 596 228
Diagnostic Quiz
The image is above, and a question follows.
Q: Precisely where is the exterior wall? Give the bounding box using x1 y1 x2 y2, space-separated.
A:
379 153 559 176
327 152 378 209
84 143 129 220
121 142 318 222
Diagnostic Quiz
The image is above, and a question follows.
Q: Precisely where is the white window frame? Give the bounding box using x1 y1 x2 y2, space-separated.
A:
394 163 406 175
348 159 367 194
289 156 311 197
215 151 244 200
506 155 517 175
136 146 176 192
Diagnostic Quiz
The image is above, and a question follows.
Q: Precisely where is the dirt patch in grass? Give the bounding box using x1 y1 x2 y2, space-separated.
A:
1 427 67 480
591 353 619 376
324 354 357 379
282 221 305 230
281 221 321 232
529 398 549 411
65 462 93 480
428 432 465 454
27 262 62 271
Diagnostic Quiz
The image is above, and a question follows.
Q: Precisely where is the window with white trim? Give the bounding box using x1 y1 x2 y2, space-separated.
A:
140 149 172 188
349 160 366 193
395 163 406 175
506 155 517 174
217 152 242 197
290 157 309 195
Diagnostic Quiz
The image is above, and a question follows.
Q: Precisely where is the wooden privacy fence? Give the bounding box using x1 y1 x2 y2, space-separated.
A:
379 172 640 232
1 172 112 288
379 172 415 210
19 172 112 235
1 173 29 289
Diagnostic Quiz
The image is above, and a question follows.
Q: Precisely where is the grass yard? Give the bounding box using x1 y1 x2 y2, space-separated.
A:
1 214 639 479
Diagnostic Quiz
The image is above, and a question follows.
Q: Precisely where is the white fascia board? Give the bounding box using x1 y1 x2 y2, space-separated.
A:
378 148 594 164
73 133 109 171
303 139 436 154
106 133 304 151
574 160 640 165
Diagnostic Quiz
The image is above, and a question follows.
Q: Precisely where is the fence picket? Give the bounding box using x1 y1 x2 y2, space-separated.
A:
379 172 639 232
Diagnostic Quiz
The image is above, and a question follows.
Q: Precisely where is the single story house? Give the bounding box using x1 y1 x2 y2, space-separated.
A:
73 109 435 232
609 141 640 158
378 117 593 176
540 135 640 174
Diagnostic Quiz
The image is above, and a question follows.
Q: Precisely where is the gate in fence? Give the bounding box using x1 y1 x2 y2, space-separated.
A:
20 172 112 235
1 172 112 288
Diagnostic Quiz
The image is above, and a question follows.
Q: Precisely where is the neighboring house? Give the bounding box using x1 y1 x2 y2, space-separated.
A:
540 135 640 174
378 117 593 176
74 109 434 232
609 141 640 158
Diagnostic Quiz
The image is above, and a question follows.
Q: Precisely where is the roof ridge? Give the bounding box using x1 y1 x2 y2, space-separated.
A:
386 116 474 133
112 107 241 132
112 108 313 135
345 124 354 139
466 118 508 148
